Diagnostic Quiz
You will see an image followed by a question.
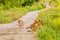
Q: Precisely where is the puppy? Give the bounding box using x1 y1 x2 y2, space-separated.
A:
18 20 24 28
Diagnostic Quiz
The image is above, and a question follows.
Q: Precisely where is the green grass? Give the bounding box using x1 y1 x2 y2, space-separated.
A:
0 7 28 23
35 8 60 40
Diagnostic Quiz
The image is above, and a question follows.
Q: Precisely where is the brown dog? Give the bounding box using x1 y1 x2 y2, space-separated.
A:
26 19 44 31
18 20 24 28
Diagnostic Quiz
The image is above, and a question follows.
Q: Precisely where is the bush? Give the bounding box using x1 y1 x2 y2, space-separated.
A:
0 0 39 9
25 5 43 11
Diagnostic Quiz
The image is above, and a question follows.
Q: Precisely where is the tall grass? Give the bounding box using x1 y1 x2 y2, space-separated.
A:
35 8 60 40
0 7 28 23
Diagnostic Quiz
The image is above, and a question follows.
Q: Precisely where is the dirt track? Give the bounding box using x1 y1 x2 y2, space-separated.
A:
0 10 40 40
0 8 49 40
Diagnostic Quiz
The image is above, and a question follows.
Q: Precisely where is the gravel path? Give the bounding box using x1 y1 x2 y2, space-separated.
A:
0 8 49 40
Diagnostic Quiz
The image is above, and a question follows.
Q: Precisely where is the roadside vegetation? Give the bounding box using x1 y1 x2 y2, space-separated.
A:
0 8 28 23
35 8 60 40
34 0 60 40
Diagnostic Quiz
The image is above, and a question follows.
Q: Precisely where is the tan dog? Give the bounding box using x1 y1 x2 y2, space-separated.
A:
18 20 24 28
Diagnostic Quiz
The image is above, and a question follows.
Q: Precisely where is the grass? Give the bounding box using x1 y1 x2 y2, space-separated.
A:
0 7 28 23
35 8 60 40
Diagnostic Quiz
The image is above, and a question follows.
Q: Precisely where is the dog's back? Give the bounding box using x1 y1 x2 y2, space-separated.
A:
26 19 44 31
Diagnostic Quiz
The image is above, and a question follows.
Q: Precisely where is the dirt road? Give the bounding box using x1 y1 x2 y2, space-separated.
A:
0 8 49 40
